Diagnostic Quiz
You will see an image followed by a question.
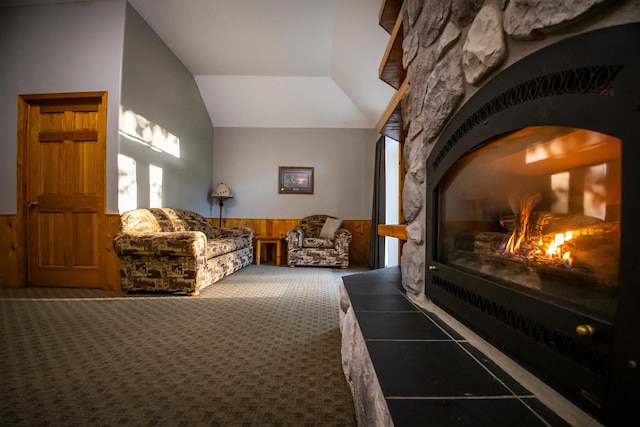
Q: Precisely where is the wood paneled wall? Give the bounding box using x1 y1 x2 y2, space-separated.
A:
105 214 122 291
0 215 371 289
0 214 122 290
0 215 20 287
220 218 371 263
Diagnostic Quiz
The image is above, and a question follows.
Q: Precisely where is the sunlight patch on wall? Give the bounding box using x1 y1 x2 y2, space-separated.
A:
149 164 163 208
119 106 180 158
118 154 137 213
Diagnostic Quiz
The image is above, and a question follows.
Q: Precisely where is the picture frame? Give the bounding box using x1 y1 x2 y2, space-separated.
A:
279 166 314 194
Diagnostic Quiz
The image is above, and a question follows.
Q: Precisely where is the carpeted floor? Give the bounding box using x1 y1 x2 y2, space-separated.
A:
0 265 359 426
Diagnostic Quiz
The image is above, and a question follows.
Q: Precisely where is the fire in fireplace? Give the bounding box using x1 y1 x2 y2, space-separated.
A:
426 24 639 424
441 126 620 318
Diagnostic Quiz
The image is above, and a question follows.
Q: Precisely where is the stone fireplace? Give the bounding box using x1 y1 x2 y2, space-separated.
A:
397 0 640 424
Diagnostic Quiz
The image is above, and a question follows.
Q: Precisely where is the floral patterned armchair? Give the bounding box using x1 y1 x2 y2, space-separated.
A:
285 215 351 268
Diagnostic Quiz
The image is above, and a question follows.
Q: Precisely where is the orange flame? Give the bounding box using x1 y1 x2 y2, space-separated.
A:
501 194 579 268
544 231 574 267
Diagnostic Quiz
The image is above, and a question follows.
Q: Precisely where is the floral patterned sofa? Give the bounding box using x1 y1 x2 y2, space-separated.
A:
113 208 254 295
285 214 351 268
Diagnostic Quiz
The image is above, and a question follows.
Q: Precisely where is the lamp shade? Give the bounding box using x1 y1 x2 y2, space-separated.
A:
210 182 233 199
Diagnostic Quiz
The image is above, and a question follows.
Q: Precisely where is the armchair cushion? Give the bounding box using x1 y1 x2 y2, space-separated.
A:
302 237 335 249
298 215 330 238
319 217 342 240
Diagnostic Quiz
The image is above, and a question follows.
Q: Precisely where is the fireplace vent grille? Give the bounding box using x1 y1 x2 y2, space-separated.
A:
431 65 624 172
431 275 610 378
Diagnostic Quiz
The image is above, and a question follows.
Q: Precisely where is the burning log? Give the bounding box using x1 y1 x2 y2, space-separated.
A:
500 211 612 265
453 226 619 291
500 211 553 243
501 192 542 254
541 214 604 235
501 213 604 235
473 231 504 253
453 214 620 290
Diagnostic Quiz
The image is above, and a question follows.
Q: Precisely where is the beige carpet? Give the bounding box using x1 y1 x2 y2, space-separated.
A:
0 265 357 426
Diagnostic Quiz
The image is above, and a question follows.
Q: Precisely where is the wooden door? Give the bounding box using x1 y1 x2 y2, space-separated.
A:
19 92 107 288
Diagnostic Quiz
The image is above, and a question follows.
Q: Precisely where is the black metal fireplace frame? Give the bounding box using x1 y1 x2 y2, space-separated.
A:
426 24 640 424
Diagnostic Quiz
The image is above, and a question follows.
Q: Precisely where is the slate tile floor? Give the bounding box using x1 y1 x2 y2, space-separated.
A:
342 267 570 427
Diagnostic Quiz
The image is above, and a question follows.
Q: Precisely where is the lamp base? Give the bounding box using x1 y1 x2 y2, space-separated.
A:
218 199 224 228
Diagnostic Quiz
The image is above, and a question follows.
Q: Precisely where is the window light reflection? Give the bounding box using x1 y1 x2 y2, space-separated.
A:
149 165 163 208
117 154 137 213
119 106 180 158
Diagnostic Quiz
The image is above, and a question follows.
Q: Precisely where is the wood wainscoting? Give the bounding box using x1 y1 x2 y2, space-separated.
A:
1 215 371 289
220 218 371 264
0 215 20 287
105 214 122 290
0 213 121 290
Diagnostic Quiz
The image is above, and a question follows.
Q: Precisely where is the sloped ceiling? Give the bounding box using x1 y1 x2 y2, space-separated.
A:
127 0 395 128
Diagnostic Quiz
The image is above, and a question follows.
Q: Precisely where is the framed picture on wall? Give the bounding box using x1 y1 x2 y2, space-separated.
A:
279 166 314 194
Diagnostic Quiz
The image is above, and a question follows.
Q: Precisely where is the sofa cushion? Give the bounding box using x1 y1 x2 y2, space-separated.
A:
114 231 207 257
121 208 175 233
167 209 216 238
120 208 216 237
206 237 252 258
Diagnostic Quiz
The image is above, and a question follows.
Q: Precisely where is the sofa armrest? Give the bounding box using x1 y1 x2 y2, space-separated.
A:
113 231 207 257
213 227 254 241
285 227 304 248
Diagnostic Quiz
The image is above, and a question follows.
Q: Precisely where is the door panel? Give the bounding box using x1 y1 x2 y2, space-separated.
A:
22 93 107 288
72 213 98 267
38 213 65 267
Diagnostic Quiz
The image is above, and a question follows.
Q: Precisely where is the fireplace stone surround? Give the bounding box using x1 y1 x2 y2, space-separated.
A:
404 0 639 423
399 0 639 300
339 1 639 426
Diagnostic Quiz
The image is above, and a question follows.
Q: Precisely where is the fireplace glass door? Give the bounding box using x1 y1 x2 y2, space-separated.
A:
439 126 620 320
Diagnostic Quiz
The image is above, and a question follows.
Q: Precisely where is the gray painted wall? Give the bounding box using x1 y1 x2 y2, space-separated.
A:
213 127 378 219
0 2 379 221
0 0 126 214
121 4 214 216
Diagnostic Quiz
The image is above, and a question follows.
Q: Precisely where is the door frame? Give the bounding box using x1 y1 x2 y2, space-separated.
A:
16 91 108 288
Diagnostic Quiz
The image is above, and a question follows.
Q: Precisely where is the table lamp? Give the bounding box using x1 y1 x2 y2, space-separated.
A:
210 182 233 227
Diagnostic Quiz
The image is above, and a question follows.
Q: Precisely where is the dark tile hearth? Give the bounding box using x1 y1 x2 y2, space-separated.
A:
342 267 570 427
386 397 565 427
357 312 450 341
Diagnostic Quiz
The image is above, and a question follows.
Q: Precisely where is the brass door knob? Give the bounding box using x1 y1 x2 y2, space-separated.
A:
576 324 595 337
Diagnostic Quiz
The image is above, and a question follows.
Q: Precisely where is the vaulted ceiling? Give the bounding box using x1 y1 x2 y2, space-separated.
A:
128 0 396 129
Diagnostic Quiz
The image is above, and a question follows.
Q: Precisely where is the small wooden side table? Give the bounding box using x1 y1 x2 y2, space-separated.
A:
255 236 282 266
